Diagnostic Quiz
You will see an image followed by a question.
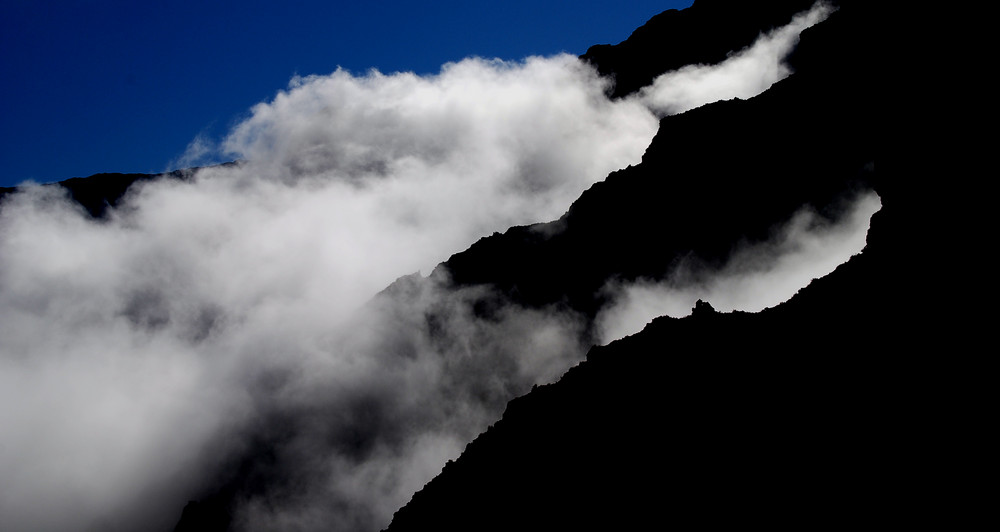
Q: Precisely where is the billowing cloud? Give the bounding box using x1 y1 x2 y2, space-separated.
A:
634 1 833 115
170 132 216 171
596 190 881 342
0 4 845 531
2 54 647 532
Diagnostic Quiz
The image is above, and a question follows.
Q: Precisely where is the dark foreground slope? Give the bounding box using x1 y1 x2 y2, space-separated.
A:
385 217 901 531
385 2 887 530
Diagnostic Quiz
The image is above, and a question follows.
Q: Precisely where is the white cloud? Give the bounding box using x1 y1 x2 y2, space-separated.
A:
0 54 654 532
169 132 217 171
596 190 881 343
0 4 852 530
635 2 833 115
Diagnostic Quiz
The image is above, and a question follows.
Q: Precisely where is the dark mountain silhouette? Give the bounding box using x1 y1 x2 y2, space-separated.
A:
0 171 168 218
0 163 239 218
384 1 888 530
383 216 900 530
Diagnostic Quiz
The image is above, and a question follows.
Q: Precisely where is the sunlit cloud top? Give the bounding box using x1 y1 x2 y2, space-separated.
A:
0 0 693 188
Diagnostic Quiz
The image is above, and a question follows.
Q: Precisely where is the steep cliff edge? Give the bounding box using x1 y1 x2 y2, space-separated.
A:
385 2 887 530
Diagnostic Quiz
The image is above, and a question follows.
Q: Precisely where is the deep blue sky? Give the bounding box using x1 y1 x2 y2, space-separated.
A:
0 1 693 188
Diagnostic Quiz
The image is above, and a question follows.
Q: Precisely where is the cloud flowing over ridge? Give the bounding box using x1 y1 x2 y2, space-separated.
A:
0 4 840 531
597 190 881 342
634 1 833 114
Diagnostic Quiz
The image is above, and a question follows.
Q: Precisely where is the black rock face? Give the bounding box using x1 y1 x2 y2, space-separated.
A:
385 2 889 530
384 238 901 530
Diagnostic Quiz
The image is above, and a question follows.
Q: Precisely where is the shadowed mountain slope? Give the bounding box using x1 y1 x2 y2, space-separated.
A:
385 2 887 530
384 204 903 531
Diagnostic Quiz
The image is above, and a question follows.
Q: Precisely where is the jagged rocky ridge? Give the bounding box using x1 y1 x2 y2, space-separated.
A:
383 1 884 530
